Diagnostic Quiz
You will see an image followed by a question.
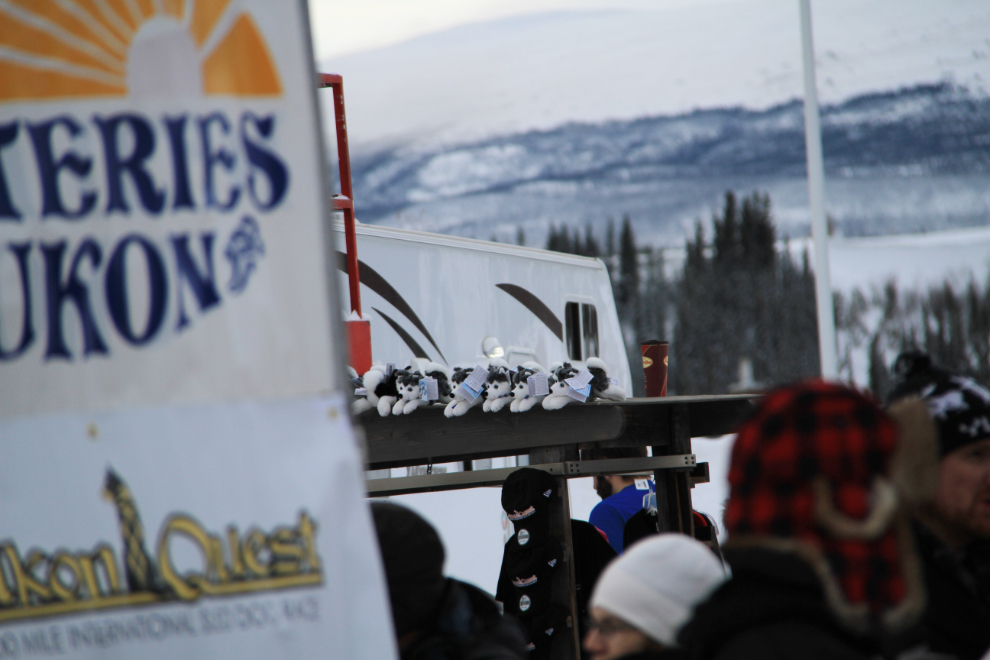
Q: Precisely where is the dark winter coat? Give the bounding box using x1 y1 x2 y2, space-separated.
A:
403 579 528 660
496 519 616 659
912 523 990 660
678 548 895 660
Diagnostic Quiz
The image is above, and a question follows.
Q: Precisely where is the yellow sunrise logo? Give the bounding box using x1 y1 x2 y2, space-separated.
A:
0 0 281 101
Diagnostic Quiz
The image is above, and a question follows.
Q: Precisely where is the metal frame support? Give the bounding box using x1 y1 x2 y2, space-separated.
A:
528 445 582 660
365 455 697 496
653 405 695 535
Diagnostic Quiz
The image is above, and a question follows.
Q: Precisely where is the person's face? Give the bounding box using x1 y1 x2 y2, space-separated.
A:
583 607 655 660
593 476 613 500
934 437 990 542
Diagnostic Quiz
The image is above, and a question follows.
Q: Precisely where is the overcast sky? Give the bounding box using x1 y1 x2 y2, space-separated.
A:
308 0 737 60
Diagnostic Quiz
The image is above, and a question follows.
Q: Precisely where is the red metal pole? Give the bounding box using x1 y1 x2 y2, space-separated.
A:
320 74 370 373
320 74 361 317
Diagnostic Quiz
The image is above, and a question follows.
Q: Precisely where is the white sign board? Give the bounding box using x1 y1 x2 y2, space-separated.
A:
0 1 394 657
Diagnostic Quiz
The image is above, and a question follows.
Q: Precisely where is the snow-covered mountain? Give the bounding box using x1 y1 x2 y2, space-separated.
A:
317 3 990 246
320 1 990 152
346 84 990 245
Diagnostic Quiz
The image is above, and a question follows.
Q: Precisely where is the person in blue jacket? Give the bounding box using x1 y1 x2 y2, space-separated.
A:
587 447 654 554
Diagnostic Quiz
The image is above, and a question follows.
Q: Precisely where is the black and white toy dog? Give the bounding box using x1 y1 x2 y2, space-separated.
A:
542 358 626 410
422 362 454 405
483 359 513 412
445 366 488 417
542 362 579 410
392 369 425 415
586 357 627 402
509 362 550 412
353 364 401 417
391 361 453 414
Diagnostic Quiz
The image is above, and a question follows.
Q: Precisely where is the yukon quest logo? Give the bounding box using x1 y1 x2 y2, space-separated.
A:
0 470 322 624
0 0 290 363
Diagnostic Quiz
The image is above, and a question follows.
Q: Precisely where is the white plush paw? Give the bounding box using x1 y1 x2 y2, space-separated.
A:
509 399 521 413
490 397 510 412
352 399 372 415
403 400 421 414
378 397 396 417
444 399 459 417
542 395 571 410
451 401 470 416
595 385 627 402
518 396 540 412
482 399 492 412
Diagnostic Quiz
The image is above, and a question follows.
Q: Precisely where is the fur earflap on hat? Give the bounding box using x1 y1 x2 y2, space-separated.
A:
888 350 990 456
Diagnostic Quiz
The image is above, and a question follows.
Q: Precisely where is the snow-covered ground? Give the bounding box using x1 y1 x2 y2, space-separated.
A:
657 224 990 290
827 226 990 291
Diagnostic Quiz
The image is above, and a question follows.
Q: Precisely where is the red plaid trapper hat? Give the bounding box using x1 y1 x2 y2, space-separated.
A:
726 380 914 627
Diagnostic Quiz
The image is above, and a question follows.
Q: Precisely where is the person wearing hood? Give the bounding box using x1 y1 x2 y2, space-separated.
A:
887 352 990 660
371 502 527 660
678 380 932 660
583 534 726 660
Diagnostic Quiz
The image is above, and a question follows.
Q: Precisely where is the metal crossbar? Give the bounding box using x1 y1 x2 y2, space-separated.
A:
366 454 696 496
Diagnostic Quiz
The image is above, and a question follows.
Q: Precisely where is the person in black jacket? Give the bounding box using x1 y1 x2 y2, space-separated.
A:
496 468 616 659
887 352 990 660
678 381 929 660
371 502 527 660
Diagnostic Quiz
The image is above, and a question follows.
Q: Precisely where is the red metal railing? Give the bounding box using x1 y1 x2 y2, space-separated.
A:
319 73 361 316
319 73 370 373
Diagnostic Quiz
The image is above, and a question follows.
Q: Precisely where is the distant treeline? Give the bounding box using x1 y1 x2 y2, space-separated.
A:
541 192 817 394
542 191 990 396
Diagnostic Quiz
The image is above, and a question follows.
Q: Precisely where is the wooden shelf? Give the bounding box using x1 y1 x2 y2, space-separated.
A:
356 394 758 470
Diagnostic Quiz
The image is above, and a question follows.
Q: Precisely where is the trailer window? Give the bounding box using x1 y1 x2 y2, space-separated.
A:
565 302 581 360
582 304 599 358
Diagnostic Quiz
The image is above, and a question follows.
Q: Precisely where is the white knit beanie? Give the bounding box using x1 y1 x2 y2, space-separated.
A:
589 534 726 646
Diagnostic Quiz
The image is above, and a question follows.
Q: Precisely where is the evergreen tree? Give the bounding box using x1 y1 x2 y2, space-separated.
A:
546 225 557 252
671 190 819 394
617 215 639 306
585 223 601 257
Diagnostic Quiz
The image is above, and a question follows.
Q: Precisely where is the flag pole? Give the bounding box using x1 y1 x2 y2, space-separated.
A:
799 0 838 379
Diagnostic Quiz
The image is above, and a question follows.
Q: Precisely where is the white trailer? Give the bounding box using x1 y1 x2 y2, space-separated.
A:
332 220 632 394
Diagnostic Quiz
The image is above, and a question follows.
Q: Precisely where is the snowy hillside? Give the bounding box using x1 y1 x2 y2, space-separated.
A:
346 84 990 245
320 1 990 151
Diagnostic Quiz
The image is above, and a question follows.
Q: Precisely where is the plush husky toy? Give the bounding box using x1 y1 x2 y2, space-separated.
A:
586 357 627 402
351 364 391 415
369 365 403 417
445 366 488 417
510 362 550 412
420 361 454 405
392 369 426 415
542 362 580 411
483 359 514 412
390 361 453 415
543 358 627 410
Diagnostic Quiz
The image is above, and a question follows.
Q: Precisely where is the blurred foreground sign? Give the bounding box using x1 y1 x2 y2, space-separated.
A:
0 1 394 657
